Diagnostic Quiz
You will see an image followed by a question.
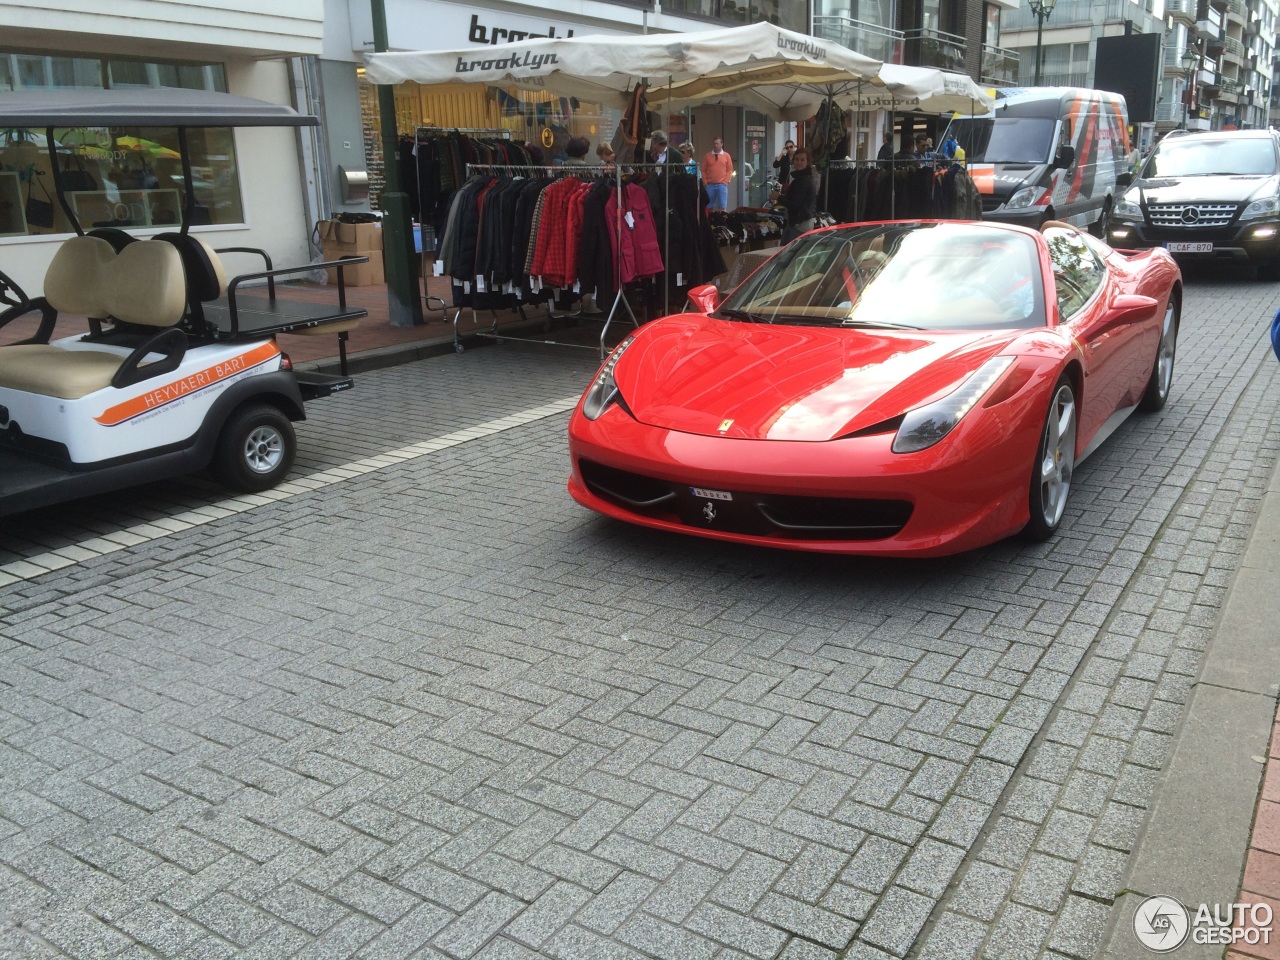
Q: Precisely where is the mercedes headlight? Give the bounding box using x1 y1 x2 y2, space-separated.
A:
1004 186 1043 210
1241 197 1280 220
581 336 634 420
1113 197 1143 220
892 356 1015 454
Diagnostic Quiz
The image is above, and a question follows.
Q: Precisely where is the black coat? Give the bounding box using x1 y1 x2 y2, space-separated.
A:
782 167 818 223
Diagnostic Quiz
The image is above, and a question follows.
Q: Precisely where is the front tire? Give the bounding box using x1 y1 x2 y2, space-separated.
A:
1023 375 1077 542
213 402 296 492
1092 198 1112 238
1138 295 1178 412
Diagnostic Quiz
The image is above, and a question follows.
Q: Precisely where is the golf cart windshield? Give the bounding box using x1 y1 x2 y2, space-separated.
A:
0 89 316 237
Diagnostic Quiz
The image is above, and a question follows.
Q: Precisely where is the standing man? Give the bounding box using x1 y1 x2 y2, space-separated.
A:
650 130 673 165
702 136 733 211
877 131 894 167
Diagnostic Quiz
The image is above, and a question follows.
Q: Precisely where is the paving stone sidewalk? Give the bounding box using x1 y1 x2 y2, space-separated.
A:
1 274 1278 960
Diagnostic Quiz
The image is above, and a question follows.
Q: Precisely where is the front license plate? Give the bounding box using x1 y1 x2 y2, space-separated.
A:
691 487 733 501
1165 241 1213 253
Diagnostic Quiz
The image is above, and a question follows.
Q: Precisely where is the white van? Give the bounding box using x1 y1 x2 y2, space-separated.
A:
947 87 1132 234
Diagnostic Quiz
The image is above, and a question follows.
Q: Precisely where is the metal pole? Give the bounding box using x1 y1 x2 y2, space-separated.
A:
1034 12 1045 86
371 0 423 327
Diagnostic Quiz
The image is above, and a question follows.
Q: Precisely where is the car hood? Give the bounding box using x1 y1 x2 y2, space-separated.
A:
1133 174 1278 206
613 315 1022 441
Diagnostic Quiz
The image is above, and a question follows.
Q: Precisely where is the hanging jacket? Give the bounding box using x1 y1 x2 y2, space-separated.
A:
605 181 664 286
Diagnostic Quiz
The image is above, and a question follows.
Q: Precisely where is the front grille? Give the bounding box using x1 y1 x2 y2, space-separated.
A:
1146 202 1239 228
981 197 1004 214
579 459 912 541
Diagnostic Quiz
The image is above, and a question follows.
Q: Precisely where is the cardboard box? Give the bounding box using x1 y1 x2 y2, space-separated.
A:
316 218 383 251
321 243 384 286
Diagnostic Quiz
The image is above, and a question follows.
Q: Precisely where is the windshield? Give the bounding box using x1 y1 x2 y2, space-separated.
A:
718 223 1046 331
948 117 1057 164
1145 137 1278 177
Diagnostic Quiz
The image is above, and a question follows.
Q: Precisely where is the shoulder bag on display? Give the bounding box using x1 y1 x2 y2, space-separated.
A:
24 173 53 229
60 155 98 193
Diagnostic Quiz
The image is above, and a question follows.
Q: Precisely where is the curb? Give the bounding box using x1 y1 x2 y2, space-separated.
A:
1099 450 1280 958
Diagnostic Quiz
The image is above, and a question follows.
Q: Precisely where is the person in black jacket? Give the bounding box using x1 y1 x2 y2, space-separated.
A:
772 140 795 186
772 148 819 243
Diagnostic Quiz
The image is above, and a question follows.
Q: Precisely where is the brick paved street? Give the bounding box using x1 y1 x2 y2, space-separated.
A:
2 268 1279 959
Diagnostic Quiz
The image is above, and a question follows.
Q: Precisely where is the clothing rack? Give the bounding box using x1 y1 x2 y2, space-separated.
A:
411 127 515 285
452 162 641 357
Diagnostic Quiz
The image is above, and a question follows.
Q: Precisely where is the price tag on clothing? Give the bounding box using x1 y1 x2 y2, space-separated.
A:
573 282 580 293
463 281 471 294
475 275 486 292
625 211 635 229
433 260 444 277
676 273 683 286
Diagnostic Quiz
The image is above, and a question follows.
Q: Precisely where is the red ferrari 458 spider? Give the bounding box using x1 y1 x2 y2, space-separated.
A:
567 220 1181 556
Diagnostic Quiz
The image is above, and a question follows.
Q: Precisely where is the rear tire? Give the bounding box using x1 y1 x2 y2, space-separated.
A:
213 402 296 492
1023 375 1077 542
1138 295 1178 412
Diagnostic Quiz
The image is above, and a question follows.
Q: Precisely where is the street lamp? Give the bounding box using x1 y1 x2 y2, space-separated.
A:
1029 0 1058 86
1181 45 1198 129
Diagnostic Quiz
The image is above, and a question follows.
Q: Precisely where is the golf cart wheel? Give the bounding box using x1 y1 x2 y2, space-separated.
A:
214 402 296 492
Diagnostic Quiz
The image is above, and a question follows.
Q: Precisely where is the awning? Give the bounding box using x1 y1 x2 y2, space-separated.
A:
363 21 883 114
0 88 318 128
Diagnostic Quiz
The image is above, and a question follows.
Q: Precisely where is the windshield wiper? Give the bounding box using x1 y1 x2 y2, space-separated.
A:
841 319 925 330
718 308 771 323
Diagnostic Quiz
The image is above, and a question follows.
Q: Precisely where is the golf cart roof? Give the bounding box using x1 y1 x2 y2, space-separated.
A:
0 88 318 128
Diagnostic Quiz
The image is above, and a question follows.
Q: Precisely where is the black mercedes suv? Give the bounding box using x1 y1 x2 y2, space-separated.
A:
1106 128 1280 279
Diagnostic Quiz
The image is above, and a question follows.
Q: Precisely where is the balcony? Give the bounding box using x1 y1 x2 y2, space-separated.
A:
902 27 965 73
981 43 1019 85
1224 0 1246 23
812 15 904 64
1023 69 1090 87
1000 0 1133 31
1222 35 1245 61
1168 0 1197 20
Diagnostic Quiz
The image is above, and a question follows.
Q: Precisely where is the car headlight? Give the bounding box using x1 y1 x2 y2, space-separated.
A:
581 336 634 421
1004 186 1043 210
892 356 1015 454
1241 197 1280 220
1113 197 1142 219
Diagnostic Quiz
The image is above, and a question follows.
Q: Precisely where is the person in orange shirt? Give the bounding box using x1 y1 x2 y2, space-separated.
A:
701 137 733 211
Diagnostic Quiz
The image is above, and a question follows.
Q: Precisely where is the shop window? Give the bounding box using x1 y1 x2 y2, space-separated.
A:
0 49 225 93
0 125 244 238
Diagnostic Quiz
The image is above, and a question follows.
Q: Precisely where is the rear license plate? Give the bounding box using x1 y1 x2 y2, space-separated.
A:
691 487 733 501
1165 241 1213 253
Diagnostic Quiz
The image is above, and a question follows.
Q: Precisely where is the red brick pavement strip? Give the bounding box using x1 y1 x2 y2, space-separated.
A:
1236 706 1280 959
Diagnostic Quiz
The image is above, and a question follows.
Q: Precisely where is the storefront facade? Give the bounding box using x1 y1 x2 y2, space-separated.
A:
320 0 809 215
0 0 325 295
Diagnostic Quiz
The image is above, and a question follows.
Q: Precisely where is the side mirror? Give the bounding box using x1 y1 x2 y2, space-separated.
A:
687 283 721 314
1107 292 1158 325
1116 171 1133 188
1053 144 1076 169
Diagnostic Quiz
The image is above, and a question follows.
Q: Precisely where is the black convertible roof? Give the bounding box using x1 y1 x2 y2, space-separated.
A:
0 88 318 128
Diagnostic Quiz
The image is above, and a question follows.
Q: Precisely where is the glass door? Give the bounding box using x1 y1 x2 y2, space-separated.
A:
745 110 768 207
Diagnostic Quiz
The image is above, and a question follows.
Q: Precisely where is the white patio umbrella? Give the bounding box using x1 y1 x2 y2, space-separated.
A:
363 21 882 107
650 61 993 122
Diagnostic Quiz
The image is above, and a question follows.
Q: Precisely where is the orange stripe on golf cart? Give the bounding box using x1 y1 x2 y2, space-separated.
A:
95 341 281 427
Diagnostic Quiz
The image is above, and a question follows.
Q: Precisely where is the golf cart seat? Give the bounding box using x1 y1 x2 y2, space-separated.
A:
0 240 187 399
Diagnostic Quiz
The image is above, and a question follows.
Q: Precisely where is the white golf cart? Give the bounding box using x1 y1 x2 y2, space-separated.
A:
0 89 368 517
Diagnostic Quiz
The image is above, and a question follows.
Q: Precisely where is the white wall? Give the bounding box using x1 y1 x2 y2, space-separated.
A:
0 0 323 57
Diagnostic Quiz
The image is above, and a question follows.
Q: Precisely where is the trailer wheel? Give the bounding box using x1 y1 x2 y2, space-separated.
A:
213 402 296 492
